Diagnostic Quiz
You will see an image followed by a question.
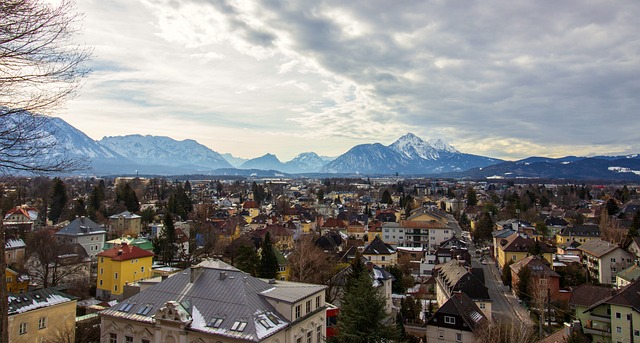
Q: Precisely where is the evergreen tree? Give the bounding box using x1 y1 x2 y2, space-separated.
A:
48 177 68 223
258 232 278 279
629 209 640 238
116 182 140 212
335 265 398 343
167 183 192 219
235 245 260 276
87 180 105 220
502 260 514 287
517 266 532 305
395 312 407 342
606 198 619 216
316 188 324 202
386 265 405 294
466 187 478 207
474 212 494 241
154 213 177 264
381 189 393 204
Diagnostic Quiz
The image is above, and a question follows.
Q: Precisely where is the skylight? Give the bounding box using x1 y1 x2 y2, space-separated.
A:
136 305 153 316
258 319 271 329
207 318 224 328
231 321 248 332
119 303 134 312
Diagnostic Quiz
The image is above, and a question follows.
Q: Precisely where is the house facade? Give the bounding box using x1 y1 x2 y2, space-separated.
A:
54 216 107 260
7 288 77 342
108 211 143 237
96 243 154 300
435 260 492 319
578 239 634 285
426 292 488 343
99 260 327 343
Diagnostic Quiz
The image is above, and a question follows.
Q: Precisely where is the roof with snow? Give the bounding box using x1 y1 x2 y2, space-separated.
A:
5 238 26 250
362 236 396 255
108 211 141 219
8 288 76 315
99 259 326 342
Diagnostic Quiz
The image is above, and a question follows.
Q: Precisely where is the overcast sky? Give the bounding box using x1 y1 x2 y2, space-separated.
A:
60 0 640 161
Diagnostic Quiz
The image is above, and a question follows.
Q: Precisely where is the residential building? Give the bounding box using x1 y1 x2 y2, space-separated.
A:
108 211 143 237
616 263 640 288
3 205 38 235
435 259 492 319
381 222 406 246
578 239 634 284
54 216 107 260
5 238 26 266
426 292 488 343
26 243 92 288
99 260 327 343
96 243 154 300
362 236 397 267
103 236 154 252
254 224 294 251
7 288 77 342
509 256 561 302
555 224 600 245
5 268 29 293
496 234 554 269
579 278 640 342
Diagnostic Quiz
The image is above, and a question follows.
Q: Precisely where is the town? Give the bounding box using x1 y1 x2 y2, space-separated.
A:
2 176 640 342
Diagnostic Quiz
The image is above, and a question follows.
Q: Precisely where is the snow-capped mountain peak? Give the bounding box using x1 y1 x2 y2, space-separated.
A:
389 133 458 160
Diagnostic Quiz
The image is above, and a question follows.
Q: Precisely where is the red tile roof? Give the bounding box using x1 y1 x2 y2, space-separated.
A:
97 243 154 261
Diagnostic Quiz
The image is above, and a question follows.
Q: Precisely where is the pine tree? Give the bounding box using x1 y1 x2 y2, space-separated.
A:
335 264 398 343
629 209 640 238
116 182 139 212
258 232 278 279
381 189 393 205
236 245 260 276
466 187 478 207
48 177 68 223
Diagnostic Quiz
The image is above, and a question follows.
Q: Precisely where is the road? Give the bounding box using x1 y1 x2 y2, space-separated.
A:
470 245 534 326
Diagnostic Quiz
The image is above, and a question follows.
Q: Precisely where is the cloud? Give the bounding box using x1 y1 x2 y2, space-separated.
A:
62 0 640 160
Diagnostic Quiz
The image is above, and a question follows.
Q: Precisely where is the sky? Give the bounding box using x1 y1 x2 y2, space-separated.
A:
59 0 640 162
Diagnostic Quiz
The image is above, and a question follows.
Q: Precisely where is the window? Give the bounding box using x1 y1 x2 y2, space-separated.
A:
317 325 322 342
109 333 117 343
617 327 622 333
100 268 103 274
306 300 311 313
444 316 456 324
512 255 517 261
125 336 133 343
142 339 150 343
479 303 485 309
114 284 118 292
316 296 321 308
634 330 639 336
19 322 27 335
141 266 145 273
611 258 616 262
101 257 104 263
296 337 302 343
207 317 224 328
381 256 386 261
456 333 462 342
114 272 118 279
307 331 312 343
38 317 47 329
99 279 103 286
295 305 301 319
437 329 444 339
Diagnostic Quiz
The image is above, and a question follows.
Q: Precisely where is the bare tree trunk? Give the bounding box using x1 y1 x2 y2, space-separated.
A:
1 217 8 343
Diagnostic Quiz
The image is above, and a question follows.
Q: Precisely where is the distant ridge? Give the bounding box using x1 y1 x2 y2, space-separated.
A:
9 113 640 180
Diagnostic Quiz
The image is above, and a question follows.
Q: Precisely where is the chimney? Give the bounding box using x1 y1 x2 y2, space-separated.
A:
190 265 203 284
219 271 227 280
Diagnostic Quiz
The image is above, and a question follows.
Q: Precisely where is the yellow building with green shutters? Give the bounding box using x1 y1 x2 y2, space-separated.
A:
96 243 154 300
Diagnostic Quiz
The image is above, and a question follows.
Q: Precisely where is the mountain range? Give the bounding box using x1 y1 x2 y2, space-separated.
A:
7 113 640 180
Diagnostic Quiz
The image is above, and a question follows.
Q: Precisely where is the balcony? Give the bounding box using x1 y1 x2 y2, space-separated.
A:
583 320 611 337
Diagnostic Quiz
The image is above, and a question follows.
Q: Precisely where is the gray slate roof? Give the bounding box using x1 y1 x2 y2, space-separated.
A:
55 216 106 236
100 260 326 342
577 239 620 258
